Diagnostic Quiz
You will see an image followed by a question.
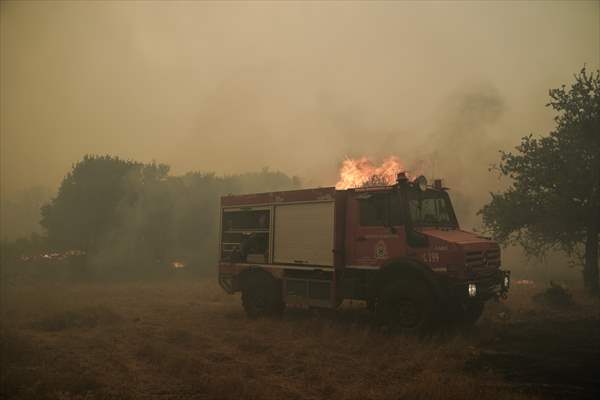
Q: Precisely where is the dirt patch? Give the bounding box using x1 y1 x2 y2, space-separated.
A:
469 318 600 399
30 305 122 331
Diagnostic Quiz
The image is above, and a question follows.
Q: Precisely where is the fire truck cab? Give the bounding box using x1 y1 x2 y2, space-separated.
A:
218 174 510 331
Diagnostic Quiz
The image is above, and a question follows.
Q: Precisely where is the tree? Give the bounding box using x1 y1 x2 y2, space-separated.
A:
479 67 600 293
40 155 168 251
39 154 301 277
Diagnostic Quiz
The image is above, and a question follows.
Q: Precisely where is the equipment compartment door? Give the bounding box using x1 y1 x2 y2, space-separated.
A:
273 202 335 266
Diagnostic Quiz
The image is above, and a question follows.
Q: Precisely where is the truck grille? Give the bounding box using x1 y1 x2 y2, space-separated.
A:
465 249 500 269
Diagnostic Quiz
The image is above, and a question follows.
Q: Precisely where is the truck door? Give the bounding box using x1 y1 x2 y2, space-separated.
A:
347 191 407 267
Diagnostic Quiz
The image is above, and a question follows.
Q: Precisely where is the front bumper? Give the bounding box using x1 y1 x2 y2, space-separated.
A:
455 269 510 301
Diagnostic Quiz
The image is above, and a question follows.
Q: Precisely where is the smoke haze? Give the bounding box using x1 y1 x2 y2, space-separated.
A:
1 1 599 245
3 6 600 398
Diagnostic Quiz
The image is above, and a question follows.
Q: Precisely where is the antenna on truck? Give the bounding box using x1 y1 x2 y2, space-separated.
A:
396 172 408 184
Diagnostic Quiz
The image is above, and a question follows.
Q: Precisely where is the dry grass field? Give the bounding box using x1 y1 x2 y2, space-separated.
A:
1 276 599 400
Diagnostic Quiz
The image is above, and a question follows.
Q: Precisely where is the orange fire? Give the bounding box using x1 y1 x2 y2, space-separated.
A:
335 156 409 189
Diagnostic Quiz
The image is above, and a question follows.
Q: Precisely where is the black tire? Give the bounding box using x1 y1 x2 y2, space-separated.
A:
376 279 436 334
241 273 284 318
459 300 485 326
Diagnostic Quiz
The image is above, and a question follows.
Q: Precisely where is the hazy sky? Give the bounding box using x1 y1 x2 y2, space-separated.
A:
1 0 599 200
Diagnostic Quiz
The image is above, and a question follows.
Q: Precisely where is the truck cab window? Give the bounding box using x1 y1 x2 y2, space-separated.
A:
389 195 403 226
408 190 456 227
359 195 385 226
358 194 403 226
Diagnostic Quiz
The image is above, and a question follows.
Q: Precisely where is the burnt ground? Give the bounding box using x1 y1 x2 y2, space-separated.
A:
1 278 599 400
470 317 600 400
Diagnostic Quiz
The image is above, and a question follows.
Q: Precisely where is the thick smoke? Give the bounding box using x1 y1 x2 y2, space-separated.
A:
1 1 598 281
424 83 508 229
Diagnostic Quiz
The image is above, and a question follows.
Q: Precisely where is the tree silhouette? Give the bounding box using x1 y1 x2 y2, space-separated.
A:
39 155 301 276
480 67 600 292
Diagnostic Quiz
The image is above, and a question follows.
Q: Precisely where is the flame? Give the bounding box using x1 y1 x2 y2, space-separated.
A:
335 156 408 189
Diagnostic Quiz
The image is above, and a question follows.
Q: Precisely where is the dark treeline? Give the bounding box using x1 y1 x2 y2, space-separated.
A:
1 155 300 280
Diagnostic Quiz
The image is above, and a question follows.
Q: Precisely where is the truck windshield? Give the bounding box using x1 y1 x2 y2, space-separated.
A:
408 189 457 227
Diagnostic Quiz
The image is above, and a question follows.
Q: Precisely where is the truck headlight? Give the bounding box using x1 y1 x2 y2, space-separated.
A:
468 283 477 297
503 275 510 289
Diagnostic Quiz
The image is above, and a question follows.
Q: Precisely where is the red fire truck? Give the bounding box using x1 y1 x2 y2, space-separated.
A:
218 173 510 331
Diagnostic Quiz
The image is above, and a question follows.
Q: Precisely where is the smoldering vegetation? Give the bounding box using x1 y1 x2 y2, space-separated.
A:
0 158 300 283
1 279 599 400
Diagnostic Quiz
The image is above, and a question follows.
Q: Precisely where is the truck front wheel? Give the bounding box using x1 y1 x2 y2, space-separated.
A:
241 273 284 318
376 279 435 334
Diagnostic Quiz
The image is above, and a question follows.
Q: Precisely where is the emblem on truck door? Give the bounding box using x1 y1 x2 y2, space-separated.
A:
375 240 388 259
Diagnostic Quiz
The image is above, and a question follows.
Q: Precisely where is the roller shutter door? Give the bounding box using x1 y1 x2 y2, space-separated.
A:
273 202 334 266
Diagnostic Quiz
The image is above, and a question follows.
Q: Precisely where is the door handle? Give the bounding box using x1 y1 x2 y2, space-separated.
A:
356 236 367 242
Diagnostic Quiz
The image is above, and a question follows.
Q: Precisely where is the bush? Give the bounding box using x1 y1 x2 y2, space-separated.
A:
533 281 575 307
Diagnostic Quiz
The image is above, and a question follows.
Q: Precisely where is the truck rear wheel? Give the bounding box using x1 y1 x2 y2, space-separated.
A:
241 273 284 318
376 279 435 334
